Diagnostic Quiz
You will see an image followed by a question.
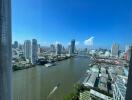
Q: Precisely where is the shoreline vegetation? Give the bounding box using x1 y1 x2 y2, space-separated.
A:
12 55 73 71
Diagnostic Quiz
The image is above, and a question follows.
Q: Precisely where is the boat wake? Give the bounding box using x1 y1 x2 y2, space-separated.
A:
47 86 58 99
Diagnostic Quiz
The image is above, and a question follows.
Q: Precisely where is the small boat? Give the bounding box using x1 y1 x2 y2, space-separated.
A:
45 63 56 67
56 83 60 87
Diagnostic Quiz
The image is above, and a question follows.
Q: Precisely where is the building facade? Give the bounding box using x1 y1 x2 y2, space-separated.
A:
111 44 119 57
125 45 131 61
24 40 31 60
56 43 62 55
71 39 75 54
14 41 18 49
50 44 56 52
31 39 38 64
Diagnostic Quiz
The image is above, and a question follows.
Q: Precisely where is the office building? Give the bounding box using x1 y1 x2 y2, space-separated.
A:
56 43 62 55
13 41 18 49
71 39 75 54
31 39 38 64
125 45 131 61
19 44 23 50
0 0 12 100
50 44 56 52
111 44 119 57
24 40 31 60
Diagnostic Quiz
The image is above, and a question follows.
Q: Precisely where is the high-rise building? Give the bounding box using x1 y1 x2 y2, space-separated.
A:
0 0 12 100
125 45 131 61
31 39 38 64
56 44 62 55
71 39 75 54
14 41 18 49
19 44 23 50
111 43 119 57
69 39 75 55
50 44 56 52
24 40 31 60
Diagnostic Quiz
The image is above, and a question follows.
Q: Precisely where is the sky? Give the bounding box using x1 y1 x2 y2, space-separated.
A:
12 0 132 49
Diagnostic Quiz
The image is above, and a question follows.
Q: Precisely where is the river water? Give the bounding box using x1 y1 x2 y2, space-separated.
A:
13 57 91 100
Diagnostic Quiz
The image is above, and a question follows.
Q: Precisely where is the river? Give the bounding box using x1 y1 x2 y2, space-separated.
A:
13 57 91 100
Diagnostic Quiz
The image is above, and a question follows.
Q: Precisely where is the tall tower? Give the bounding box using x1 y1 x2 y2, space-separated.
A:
111 43 119 57
0 0 12 100
56 43 62 55
125 45 131 61
13 41 18 49
24 40 31 60
71 39 75 54
31 39 38 64
69 39 75 55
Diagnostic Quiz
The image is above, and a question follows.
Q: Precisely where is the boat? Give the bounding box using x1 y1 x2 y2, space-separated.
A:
45 63 56 67
56 83 60 88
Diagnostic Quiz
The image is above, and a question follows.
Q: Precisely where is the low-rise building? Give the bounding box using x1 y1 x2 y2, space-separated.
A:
83 71 98 87
113 76 127 100
90 89 112 100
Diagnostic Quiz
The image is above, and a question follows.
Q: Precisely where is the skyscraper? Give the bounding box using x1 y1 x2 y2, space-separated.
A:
31 39 38 64
24 40 31 60
56 43 62 55
19 44 23 50
50 44 56 52
13 41 18 49
0 0 12 100
71 39 75 54
125 45 131 61
69 39 75 55
111 43 119 57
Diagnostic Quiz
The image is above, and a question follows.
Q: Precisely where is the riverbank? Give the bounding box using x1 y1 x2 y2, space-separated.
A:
13 64 35 71
13 55 73 71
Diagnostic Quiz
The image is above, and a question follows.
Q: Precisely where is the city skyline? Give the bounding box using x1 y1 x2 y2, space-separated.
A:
12 0 132 49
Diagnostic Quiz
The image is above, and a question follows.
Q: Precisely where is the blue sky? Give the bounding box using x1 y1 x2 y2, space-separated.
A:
12 0 132 49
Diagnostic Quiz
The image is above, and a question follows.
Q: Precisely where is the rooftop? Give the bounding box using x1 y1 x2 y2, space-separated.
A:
115 76 127 98
90 89 112 100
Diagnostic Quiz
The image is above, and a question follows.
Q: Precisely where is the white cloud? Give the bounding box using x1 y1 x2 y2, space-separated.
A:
84 36 94 46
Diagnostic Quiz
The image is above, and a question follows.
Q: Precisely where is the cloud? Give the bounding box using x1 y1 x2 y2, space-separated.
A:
84 36 94 46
